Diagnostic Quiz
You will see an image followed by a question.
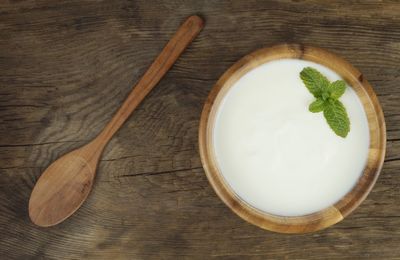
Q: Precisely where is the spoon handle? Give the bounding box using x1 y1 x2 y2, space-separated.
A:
96 15 203 145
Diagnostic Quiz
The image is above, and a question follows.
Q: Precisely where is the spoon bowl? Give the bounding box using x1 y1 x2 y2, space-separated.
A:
29 143 100 226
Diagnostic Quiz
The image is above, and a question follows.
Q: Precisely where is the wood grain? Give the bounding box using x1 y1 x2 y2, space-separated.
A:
199 44 386 233
0 0 400 259
28 14 203 227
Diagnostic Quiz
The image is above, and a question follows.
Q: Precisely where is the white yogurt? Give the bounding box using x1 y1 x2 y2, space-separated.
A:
213 59 370 216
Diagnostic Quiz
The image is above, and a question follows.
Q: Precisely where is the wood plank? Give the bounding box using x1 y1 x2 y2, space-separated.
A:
0 0 399 259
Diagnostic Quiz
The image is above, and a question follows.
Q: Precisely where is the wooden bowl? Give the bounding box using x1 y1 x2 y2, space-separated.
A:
199 44 386 233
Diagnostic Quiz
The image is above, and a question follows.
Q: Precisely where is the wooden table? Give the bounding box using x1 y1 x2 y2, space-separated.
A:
1 1 399 259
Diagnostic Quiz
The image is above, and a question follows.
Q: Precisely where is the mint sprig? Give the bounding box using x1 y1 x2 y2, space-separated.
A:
300 67 350 138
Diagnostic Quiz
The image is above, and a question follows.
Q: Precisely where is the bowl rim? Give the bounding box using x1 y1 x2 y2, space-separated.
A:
198 43 386 233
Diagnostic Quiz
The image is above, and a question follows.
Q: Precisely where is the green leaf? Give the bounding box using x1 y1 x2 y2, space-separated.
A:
309 98 326 113
300 67 330 98
300 67 351 138
321 91 330 101
323 100 350 138
329 80 346 99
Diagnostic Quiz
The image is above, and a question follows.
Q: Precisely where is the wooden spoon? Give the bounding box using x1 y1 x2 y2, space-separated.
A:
29 15 204 227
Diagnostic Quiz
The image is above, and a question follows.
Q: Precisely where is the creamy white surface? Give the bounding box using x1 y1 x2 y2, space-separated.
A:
213 59 370 216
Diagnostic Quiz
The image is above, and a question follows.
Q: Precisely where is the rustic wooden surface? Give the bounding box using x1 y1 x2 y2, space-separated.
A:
28 15 203 228
0 0 399 259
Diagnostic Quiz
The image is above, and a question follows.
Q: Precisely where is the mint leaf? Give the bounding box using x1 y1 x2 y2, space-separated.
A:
300 67 330 98
309 98 326 113
321 91 330 101
329 80 346 99
323 100 350 138
299 67 351 138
